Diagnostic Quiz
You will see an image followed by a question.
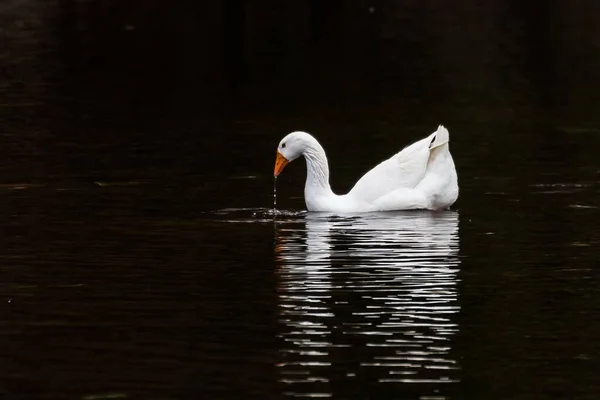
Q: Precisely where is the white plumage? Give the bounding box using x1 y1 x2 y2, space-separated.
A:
274 125 459 212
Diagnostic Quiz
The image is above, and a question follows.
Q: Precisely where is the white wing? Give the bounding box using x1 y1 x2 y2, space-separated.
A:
347 127 445 203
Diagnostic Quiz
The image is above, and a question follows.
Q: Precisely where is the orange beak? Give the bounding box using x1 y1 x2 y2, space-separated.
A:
274 151 289 177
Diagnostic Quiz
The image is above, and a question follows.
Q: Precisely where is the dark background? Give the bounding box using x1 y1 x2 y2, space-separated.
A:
2 0 600 186
1 1 600 399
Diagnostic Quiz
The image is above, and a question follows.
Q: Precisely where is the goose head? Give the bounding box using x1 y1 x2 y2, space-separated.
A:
274 131 312 177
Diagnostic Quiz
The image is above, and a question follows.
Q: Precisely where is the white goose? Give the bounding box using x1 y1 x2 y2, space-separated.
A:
273 125 458 212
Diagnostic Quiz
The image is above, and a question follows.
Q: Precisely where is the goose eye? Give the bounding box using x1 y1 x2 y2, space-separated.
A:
281 143 286 149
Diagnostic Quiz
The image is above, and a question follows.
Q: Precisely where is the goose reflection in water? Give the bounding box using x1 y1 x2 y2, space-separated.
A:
274 211 461 398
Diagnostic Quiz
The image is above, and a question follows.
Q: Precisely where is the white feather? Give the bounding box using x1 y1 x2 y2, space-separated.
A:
274 125 458 212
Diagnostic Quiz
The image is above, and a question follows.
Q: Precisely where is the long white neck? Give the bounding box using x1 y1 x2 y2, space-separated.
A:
302 138 334 202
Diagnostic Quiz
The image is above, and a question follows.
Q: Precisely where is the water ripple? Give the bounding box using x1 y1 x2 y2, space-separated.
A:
274 211 460 398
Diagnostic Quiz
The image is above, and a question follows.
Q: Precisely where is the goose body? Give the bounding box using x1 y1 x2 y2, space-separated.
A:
273 125 458 212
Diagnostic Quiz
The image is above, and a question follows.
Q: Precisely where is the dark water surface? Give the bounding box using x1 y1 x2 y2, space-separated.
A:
2 2 600 399
1 123 599 399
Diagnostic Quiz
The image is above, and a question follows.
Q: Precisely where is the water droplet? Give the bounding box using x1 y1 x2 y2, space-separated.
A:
273 177 278 213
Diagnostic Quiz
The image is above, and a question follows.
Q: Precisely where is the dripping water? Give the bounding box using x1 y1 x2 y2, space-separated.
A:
273 177 277 214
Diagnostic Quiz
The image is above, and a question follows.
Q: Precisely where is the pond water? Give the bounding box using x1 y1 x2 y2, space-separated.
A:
1 122 599 399
1 2 600 399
